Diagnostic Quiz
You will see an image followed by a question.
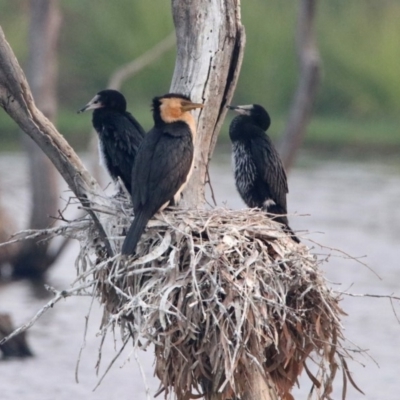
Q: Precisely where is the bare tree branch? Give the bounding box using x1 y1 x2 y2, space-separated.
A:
340 292 400 302
0 26 114 256
279 0 321 171
0 282 95 346
108 32 176 90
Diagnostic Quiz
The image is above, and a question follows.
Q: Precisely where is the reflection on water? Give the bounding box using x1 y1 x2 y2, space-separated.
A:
0 150 399 400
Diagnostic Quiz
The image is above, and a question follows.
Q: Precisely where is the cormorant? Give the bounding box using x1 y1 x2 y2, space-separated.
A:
121 93 204 255
227 104 300 243
78 89 145 193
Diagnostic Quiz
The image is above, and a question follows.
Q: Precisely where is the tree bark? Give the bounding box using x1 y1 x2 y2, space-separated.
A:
0 26 114 256
241 367 279 400
12 0 62 280
171 2 278 399
170 0 245 208
278 0 320 172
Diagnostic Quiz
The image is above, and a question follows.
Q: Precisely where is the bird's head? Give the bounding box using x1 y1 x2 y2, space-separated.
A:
78 89 127 113
226 104 271 130
152 93 204 126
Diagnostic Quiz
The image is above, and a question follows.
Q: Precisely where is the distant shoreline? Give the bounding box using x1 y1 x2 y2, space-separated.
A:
1 114 399 157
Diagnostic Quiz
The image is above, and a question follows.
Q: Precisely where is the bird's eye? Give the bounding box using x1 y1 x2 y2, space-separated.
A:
94 100 99 104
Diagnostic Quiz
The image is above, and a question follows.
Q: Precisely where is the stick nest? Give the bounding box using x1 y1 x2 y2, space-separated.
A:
70 196 354 400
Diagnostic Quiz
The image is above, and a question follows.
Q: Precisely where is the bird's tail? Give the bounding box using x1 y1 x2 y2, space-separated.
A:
121 210 152 255
282 222 301 244
263 205 301 244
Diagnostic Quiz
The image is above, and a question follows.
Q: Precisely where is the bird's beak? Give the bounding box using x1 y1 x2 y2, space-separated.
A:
77 94 102 113
77 104 89 113
226 104 251 115
181 100 204 112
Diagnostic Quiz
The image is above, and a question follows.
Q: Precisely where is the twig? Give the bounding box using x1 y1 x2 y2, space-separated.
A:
134 349 152 400
339 291 400 302
390 297 400 324
0 281 95 346
75 281 99 383
206 165 217 207
0 226 70 248
92 335 130 391
307 238 381 280
108 32 175 90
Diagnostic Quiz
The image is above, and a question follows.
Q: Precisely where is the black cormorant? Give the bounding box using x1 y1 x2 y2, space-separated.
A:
121 93 204 255
227 104 300 243
78 89 145 193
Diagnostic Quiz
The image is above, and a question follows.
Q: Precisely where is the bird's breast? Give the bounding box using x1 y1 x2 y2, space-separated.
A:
97 134 107 167
232 142 257 195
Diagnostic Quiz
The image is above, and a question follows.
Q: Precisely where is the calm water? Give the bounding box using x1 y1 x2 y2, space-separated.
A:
0 150 399 400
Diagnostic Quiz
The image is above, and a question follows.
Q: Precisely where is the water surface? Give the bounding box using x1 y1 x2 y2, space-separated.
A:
0 151 399 400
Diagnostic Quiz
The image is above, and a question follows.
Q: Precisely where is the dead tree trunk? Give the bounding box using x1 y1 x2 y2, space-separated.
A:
278 0 320 171
12 0 62 280
171 1 278 399
170 0 245 208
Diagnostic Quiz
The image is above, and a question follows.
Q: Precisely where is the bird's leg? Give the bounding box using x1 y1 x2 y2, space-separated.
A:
118 177 130 196
111 177 130 200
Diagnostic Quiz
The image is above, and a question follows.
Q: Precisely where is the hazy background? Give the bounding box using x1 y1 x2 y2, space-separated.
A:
1 0 399 152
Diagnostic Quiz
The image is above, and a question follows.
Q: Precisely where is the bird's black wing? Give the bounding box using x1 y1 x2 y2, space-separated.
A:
249 131 288 212
131 122 193 213
100 112 145 190
130 128 159 209
125 111 146 139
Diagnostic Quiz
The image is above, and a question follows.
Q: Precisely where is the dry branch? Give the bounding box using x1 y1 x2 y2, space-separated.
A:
108 32 176 90
0 282 95 346
0 26 114 255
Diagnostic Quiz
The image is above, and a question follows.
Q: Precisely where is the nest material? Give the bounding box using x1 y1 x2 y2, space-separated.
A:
74 201 351 400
